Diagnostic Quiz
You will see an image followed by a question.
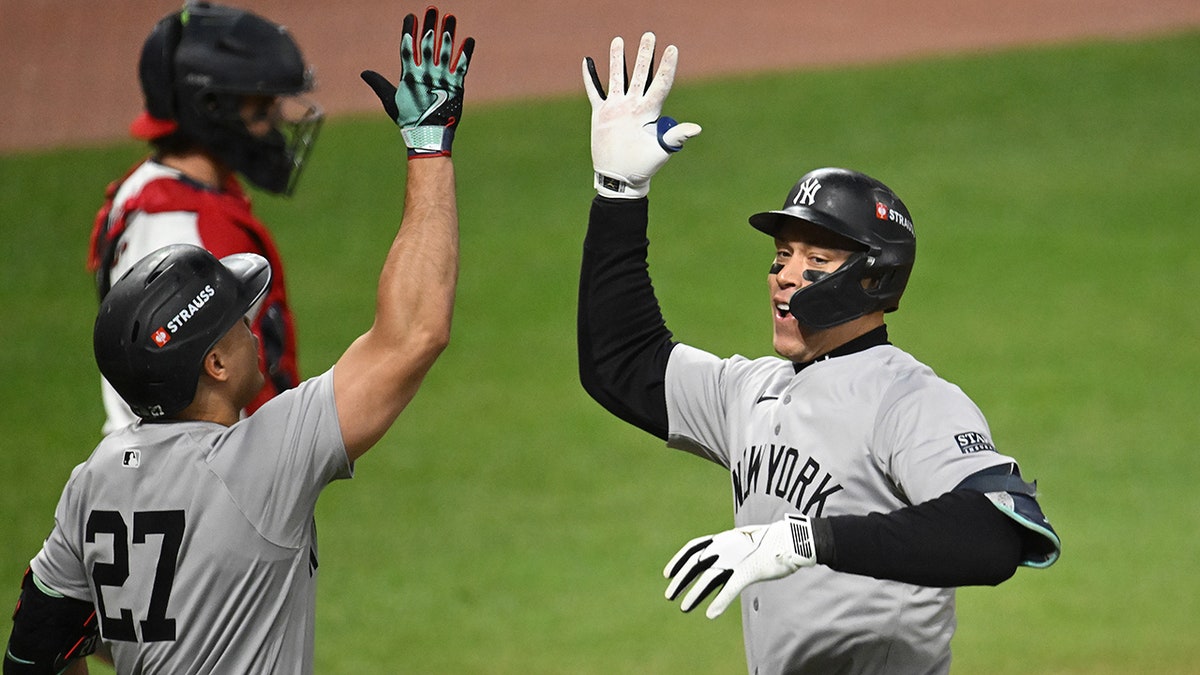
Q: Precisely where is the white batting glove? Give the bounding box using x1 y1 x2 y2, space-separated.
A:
582 33 702 199
663 514 817 619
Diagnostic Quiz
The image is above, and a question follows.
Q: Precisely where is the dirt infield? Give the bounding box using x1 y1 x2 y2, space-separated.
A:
2 0 1198 152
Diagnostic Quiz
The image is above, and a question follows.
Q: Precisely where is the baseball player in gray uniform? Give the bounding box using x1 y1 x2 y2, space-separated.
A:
4 8 473 674
578 33 1061 674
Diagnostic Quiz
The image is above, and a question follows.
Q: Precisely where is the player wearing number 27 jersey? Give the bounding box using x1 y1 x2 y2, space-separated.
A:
5 8 474 674
31 374 347 672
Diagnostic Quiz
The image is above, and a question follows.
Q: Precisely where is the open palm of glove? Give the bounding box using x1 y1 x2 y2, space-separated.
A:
583 33 702 198
663 515 817 619
361 7 474 157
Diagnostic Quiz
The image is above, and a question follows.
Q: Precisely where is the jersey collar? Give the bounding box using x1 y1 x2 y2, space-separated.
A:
793 324 890 374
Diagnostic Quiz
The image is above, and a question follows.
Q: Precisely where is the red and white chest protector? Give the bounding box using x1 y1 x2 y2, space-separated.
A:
89 160 299 433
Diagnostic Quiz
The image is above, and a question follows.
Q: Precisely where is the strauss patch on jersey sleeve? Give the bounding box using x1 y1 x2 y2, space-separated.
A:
954 431 996 454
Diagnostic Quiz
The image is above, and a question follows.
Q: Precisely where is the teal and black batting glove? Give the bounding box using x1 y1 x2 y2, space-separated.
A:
361 7 475 158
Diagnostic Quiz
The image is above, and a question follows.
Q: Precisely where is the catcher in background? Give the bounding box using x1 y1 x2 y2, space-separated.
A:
577 33 1061 674
5 7 472 673
87 1 323 435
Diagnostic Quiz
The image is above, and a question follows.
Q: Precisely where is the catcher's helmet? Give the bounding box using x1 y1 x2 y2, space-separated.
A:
749 167 916 330
94 244 271 420
131 2 323 195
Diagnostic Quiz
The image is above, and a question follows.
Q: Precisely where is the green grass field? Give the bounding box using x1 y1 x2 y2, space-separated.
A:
3 30 1199 673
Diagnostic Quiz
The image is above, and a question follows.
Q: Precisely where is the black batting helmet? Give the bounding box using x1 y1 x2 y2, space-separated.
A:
749 167 916 329
131 2 323 195
94 244 271 420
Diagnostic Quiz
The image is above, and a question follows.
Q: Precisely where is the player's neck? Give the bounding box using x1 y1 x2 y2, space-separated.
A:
174 386 242 427
796 313 886 362
157 151 231 190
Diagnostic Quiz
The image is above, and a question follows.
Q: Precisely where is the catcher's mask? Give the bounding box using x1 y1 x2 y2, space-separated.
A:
131 1 323 195
749 167 916 330
94 244 271 420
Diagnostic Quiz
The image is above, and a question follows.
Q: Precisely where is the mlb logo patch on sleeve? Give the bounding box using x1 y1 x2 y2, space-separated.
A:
955 432 996 454
122 449 141 468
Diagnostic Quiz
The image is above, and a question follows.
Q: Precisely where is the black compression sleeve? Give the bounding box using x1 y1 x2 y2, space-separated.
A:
578 196 676 440
812 489 1024 587
5 569 98 675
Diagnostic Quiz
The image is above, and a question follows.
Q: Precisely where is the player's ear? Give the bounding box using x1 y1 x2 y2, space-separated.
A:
201 320 246 383
201 346 231 383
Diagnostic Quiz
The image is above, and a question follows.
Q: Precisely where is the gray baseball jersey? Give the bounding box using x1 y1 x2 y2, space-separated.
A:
665 342 1019 675
30 368 350 674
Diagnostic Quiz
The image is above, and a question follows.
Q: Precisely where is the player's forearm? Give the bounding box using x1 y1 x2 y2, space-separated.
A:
375 156 459 353
814 489 1024 587
334 157 458 457
578 196 674 439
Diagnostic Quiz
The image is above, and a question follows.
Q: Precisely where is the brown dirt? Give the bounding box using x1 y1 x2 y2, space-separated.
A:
2 0 1198 153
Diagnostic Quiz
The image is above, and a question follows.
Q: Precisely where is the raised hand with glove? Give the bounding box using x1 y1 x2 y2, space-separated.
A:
362 7 475 158
583 32 702 199
664 514 818 619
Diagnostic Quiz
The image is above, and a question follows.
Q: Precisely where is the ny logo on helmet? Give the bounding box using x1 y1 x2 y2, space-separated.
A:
792 177 822 206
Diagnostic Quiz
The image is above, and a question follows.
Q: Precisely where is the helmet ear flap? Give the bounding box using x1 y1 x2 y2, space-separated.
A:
861 258 886 292
788 252 875 330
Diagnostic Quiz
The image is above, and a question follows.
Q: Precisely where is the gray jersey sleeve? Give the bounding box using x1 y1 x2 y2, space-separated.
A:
874 371 1014 506
662 344 747 468
205 368 351 547
26 465 94 602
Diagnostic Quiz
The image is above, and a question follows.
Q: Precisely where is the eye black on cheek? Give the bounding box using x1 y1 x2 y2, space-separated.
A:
769 262 783 275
